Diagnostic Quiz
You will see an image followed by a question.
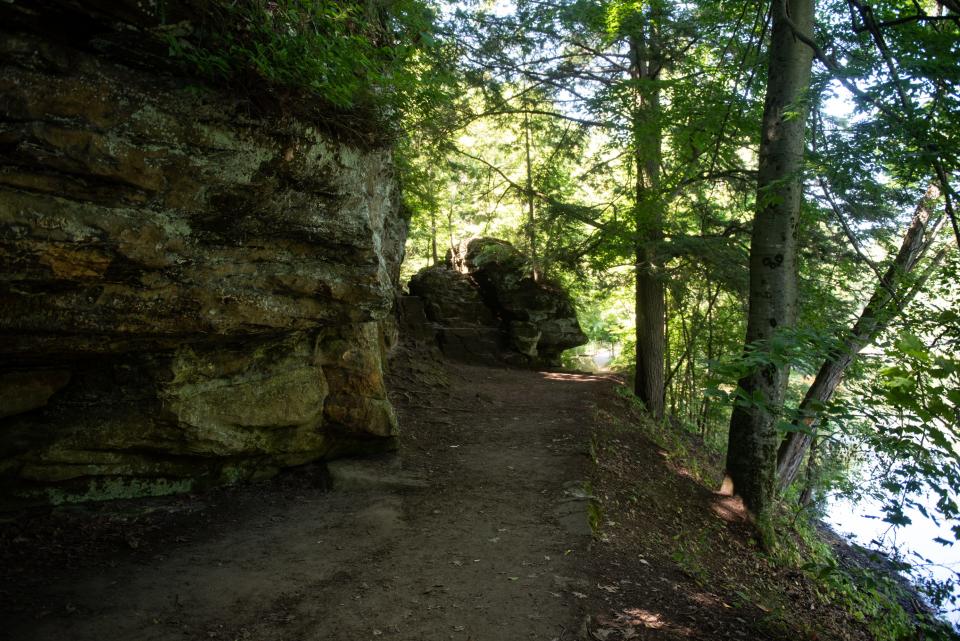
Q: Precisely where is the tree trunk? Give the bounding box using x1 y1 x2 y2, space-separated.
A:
776 185 940 488
630 14 666 421
430 208 439 265
798 435 819 507
523 110 540 281
699 281 717 437
635 247 665 419
725 0 815 522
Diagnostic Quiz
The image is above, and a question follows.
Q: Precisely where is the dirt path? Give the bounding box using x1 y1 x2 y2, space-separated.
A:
2 362 610 641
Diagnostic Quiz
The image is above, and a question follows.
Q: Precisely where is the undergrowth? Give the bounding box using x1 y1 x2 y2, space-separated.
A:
612 384 725 487
161 0 455 142
774 515 956 641
608 382 955 640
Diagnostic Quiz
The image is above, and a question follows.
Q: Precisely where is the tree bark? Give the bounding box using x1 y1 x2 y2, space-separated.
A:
630 10 666 421
523 110 540 281
725 0 815 522
635 247 665 419
430 207 439 265
776 185 940 488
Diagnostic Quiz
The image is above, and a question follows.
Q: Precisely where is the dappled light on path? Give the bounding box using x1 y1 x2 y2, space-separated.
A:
592 607 695 638
540 371 620 383
541 371 599 382
711 494 749 523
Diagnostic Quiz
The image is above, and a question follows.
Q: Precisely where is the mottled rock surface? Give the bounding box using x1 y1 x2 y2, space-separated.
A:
410 238 587 365
0 2 405 508
408 266 503 364
462 238 588 362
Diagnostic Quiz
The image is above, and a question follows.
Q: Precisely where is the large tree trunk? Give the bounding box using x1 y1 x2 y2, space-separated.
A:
630 12 666 421
635 245 665 418
725 0 815 521
776 185 940 488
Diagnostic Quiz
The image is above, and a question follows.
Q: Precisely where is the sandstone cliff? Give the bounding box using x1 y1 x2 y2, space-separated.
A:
0 1 406 508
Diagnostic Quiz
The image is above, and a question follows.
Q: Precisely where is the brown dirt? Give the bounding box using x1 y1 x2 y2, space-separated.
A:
584 388 878 641
0 356 877 641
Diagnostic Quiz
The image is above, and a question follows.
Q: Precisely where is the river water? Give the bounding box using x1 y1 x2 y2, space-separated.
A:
826 492 960 627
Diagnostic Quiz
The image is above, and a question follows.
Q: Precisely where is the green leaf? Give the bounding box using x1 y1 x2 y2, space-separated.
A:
775 420 815 436
894 332 929 362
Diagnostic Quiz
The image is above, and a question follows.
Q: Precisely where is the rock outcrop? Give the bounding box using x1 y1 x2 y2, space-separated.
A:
0 2 405 508
410 238 587 365
408 264 503 364
458 239 589 361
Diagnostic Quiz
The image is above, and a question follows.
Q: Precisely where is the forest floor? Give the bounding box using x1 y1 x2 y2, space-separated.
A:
0 350 892 641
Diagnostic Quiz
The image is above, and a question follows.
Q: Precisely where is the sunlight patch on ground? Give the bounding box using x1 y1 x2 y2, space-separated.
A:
711 494 748 523
592 608 695 638
690 591 728 608
540 372 600 382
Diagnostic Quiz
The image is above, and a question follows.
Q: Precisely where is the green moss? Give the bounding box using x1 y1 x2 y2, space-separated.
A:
40 477 195 506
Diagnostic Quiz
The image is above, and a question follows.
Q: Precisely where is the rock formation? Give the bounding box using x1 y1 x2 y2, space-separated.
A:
409 238 587 365
0 2 405 508
408 263 503 364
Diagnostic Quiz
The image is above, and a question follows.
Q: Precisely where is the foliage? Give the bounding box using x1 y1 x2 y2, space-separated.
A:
164 0 457 141
392 0 960 628
775 513 940 641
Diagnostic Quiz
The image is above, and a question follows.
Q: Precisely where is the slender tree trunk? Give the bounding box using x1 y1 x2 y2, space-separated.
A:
446 205 456 258
798 435 819 507
663 296 685 416
725 0 815 523
630 16 666 421
699 281 717 437
428 165 439 265
524 110 540 281
430 207 439 265
776 185 941 487
686 339 696 424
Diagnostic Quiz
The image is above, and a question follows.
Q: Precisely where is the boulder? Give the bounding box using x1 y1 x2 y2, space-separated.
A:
409 265 497 328
408 265 503 364
409 239 588 365
459 238 588 364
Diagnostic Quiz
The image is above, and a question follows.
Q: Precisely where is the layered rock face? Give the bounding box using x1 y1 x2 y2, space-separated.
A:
410 238 587 365
408 263 503 364
0 3 405 508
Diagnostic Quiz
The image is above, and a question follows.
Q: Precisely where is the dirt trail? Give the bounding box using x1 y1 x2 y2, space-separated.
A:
2 363 610 641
